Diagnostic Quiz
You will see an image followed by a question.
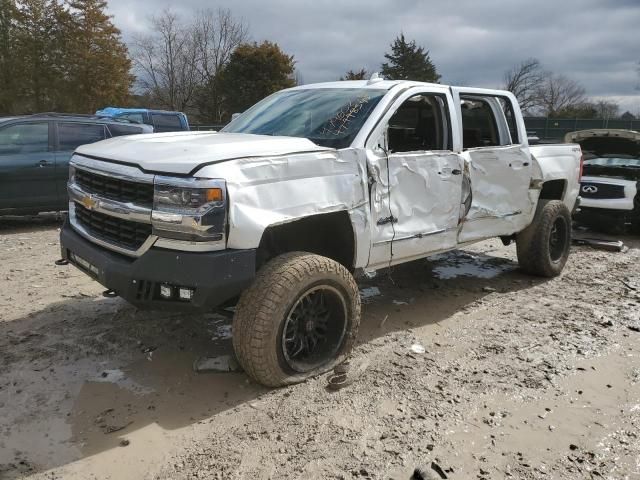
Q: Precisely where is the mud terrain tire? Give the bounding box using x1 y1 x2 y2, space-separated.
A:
516 200 572 277
232 252 360 387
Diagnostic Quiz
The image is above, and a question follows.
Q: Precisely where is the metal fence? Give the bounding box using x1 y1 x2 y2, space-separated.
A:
524 117 640 141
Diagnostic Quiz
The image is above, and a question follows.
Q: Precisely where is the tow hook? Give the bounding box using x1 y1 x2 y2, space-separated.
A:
55 258 69 266
102 289 118 298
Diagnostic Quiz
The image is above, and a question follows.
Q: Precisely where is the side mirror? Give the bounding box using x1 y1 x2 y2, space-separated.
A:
231 113 242 121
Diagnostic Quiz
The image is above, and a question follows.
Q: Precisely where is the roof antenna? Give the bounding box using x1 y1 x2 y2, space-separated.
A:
367 72 383 85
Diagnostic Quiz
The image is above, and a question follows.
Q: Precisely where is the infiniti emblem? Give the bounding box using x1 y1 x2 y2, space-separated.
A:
582 185 598 194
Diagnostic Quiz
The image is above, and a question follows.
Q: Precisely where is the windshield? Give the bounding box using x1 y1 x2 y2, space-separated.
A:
222 88 387 149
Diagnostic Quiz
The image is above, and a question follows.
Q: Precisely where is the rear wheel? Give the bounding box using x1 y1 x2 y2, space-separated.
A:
232 252 360 387
516 200 572 277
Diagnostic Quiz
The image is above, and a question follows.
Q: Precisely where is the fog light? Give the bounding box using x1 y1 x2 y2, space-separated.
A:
160 284 173 299
179 288 194 301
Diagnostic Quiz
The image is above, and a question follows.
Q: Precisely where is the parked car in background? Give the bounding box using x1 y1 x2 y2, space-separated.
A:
566 129 640 233
0 114 152 216
96 107 190 132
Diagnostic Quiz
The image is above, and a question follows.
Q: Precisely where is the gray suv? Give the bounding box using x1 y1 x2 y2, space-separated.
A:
0 114 153 216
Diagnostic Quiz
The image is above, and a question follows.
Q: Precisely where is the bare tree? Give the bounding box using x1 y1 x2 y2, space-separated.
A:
502 58 544 113
192 8 247 121
194 8 247 81
536 73 587 116
133 9 200 111
593 99 619 119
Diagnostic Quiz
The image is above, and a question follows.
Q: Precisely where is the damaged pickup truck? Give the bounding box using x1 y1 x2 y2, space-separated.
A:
59 78 581 386
566 129 640 233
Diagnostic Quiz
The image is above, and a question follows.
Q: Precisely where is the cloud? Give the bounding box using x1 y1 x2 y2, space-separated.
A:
107 0 640 112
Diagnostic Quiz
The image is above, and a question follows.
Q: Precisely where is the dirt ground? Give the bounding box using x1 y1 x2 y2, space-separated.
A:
0 214 639 480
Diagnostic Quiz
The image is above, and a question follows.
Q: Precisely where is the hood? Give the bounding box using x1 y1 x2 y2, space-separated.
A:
564 129 640 158
75 131 330 175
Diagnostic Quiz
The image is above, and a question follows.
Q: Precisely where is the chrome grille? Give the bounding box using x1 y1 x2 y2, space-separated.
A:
76 168 154 206
75 203 152 251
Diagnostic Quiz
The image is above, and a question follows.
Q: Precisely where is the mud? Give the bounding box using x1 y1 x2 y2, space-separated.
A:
0 214 638 479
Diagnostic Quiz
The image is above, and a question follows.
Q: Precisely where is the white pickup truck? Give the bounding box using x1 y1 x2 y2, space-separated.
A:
59 78 581 386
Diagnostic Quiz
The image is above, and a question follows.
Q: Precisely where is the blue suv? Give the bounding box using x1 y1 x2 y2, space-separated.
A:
96 107 190 132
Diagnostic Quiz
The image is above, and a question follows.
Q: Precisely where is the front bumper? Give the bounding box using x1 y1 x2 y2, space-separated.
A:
60 220 256 310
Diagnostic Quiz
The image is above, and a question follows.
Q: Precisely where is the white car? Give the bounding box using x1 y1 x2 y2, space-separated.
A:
59 78 582 386
566 129 640 233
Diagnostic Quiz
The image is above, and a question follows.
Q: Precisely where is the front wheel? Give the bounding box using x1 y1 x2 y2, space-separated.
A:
516 200 572 277
232 252 360 387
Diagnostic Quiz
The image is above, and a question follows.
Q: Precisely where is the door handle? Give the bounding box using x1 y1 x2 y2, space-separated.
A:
451 169 462 175
38 160 52 167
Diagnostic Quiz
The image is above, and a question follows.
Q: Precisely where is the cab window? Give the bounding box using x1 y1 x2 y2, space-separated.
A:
0 123 49 155
387 94 451 153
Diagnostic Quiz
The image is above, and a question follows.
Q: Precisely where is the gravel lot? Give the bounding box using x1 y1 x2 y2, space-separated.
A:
0 215 638 480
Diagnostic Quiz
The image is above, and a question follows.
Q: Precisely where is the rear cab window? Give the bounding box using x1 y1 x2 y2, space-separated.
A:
57 123 107 151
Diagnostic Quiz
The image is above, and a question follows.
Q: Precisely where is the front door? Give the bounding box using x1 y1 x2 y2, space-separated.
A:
0 121 56 212
366 90 463 268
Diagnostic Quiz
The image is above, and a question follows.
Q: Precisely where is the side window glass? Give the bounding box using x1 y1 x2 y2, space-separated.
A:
460 97 500 149
0 123 49 155
387 94 450 153
152 114 182 132
58 123 106 151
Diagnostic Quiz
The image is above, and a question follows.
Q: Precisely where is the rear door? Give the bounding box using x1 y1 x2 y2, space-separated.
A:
0 121 56 212
451 89 534 242
366 88 463 267
54 122 108 206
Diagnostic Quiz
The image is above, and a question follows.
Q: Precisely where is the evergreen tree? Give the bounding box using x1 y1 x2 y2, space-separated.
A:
65 0 132 112
340 68 368 80
0 0 18 113
381 33 440 83
218 41 295 119
14 0 69 112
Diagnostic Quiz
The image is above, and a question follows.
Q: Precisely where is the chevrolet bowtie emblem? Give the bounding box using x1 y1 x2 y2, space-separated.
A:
81 195 97 210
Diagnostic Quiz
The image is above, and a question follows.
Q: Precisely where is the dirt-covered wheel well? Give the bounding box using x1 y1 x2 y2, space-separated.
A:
539 179 566 201
256 211 356 271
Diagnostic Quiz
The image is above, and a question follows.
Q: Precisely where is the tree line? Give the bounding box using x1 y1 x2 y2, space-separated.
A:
0 0 131 114
0 2 635 121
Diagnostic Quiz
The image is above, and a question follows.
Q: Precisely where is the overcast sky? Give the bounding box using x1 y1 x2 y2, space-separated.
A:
107 0 640 114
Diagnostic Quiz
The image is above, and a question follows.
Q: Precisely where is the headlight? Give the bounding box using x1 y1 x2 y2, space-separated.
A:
154 185 224 213
152 177 226 244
